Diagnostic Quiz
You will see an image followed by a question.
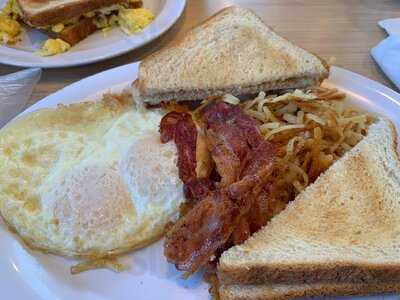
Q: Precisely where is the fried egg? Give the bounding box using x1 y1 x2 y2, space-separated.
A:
0 95 183 258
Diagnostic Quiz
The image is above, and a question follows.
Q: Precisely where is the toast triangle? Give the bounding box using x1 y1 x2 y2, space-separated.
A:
134 6 329 104
218 118 400 285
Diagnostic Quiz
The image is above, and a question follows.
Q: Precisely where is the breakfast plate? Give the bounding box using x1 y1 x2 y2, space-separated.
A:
1 62 400 300
0 0 186 68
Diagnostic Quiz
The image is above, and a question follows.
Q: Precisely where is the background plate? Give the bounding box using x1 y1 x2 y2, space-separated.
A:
0 0 186 68
1 62 400 300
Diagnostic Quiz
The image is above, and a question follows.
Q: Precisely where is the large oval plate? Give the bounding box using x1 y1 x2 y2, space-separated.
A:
0 0 186 68
1 63 400 300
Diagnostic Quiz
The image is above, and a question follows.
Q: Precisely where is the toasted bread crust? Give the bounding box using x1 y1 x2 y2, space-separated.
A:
218 262 400 285
17 0 138 27
219 282 400 300
134 77 324 105
58 17 97 45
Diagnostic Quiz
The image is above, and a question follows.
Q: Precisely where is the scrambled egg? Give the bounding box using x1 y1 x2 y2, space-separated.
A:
0 0 21 44
39 38 71 56
94 7 154 34
0 0 154 54
1 0 20 19
118 8 154 34
0 14 20 44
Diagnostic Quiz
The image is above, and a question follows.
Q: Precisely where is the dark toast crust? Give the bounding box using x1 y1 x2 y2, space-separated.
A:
17 0 142 27
218 262 400 285
135 77 325 105
58 17 97 45
219 282 400 300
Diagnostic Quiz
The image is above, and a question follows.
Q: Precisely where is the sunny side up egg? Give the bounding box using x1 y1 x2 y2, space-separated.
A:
0 95 183 258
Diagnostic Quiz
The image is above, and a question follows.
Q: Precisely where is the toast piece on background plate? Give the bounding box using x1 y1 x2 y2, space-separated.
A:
4 0 143 48
133 6 329 105
16 0 141 26
218 119 400 285
219 282 400 300
57 17 98 45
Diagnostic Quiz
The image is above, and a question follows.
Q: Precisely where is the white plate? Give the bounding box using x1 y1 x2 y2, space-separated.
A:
0 0 185 68
1 63 400 300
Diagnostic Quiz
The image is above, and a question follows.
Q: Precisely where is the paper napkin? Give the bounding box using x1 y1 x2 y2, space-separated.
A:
371 18 400 90
0 68 41 127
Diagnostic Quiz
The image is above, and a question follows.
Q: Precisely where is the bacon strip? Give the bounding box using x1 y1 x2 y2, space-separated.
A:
232 217 251 245
164 102 277 274
202 102 263 148
205 126 242 186
164 150 274 273
202 102 265 185
184 178 215 203
160 112 198 183
160 111 182 144
160 111 215 204
175 115 198 183
164 191 240 273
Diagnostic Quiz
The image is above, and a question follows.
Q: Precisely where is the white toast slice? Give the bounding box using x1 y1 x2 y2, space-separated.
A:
133 6 329 104
218 119 400 285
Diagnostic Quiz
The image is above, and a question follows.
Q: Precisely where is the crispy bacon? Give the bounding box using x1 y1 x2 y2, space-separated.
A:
229 141 276 244
164 191 240 273
240 139 277 178
202 102 242 127
230 186 274 245
164 102 277 274
165 155 274 273
227 150 275 210
175 115 198 183
205 127 242 186
160 111 181 143
202 101 263 148
184 178 215 204
248 190 272 232
232 217 251 245
160 112 198 183
202 102 266 185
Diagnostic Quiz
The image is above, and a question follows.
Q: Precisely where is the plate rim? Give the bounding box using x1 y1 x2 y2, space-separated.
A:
20 62 140 117
0 0 186 68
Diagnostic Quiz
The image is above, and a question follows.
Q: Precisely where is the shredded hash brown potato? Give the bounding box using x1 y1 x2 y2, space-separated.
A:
71 257 126 274
242 87 374 209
